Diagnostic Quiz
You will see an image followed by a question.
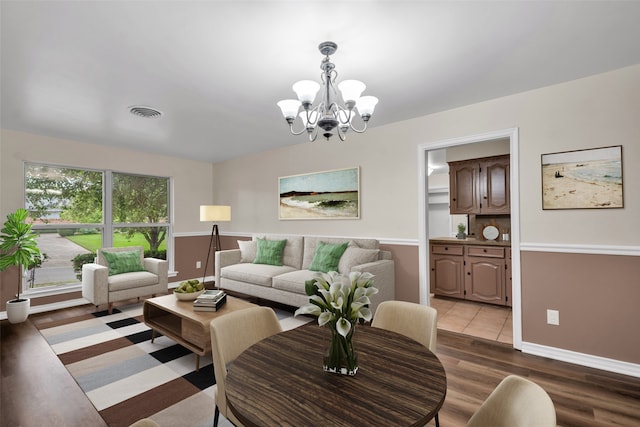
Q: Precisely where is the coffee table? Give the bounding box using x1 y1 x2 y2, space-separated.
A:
143 293 256 370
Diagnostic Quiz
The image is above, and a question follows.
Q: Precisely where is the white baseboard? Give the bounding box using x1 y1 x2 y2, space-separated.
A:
521 341 640 378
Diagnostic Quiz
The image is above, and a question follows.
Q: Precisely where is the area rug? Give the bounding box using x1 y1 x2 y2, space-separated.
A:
36 302 311 427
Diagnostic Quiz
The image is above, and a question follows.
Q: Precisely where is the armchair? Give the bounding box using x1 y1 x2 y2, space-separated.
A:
82 246 168 314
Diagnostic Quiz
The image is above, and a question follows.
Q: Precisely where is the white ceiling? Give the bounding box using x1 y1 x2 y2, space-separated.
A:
2 1 640 164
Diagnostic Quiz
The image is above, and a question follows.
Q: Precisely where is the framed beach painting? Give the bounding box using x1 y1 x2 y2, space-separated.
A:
279 167 360 220
541 145 623 210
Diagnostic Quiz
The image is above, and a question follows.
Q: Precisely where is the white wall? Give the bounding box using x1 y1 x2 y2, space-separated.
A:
214 65 640 247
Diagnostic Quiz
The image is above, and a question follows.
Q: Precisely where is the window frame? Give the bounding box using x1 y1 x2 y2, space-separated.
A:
23 162 173 296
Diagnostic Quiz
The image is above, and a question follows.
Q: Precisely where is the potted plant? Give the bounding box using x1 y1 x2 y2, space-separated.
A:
0 208 42 323
456 222 467 239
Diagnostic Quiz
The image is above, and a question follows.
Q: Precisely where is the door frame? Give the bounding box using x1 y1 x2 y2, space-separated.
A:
417 127 522 350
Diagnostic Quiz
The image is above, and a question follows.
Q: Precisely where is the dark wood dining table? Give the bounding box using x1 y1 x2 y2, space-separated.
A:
225 322 447 426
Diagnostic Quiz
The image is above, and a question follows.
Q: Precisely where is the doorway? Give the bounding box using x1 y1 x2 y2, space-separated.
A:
418 128 522 349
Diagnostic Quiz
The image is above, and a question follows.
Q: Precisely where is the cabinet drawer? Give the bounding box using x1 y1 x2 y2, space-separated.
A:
466 246 505 258
431 244 464 256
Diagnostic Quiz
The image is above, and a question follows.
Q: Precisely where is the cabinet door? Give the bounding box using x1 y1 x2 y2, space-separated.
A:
432 254 465 298
480 157 510 214
449 162 479 214
465 256 505 305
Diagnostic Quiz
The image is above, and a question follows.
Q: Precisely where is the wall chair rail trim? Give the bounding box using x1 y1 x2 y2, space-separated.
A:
520 242 640 257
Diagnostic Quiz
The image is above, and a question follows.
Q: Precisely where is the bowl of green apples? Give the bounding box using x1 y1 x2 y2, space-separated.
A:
173 279 205 301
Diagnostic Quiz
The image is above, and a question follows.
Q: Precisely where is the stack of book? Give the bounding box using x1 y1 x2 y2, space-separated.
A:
193 289 227 312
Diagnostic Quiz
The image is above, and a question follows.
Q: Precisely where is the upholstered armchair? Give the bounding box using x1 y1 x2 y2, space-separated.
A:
82 246 168 314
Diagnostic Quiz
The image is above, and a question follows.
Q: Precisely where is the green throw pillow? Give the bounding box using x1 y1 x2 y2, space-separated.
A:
102 250 145 276
309 241 349 273
253 238 287 266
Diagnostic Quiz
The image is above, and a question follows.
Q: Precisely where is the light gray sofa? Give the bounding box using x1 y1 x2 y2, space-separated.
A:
82 246 168 314
215 234 395 314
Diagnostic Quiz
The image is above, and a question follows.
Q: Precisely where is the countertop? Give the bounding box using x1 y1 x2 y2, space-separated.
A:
429 237 511 247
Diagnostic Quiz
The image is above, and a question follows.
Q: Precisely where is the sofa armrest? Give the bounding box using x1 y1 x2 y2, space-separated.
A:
144 257 169 289
215 249 242 279
82 263 109 306
351 259 395 314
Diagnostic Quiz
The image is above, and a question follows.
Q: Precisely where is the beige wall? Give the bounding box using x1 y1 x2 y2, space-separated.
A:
215 65 639 246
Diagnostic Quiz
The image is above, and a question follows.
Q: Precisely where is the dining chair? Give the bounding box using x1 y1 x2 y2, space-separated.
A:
371 300 439 426
466 374 556 427
209 306 283 427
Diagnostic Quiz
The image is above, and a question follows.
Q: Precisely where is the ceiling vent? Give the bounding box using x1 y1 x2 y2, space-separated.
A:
129 105 162 118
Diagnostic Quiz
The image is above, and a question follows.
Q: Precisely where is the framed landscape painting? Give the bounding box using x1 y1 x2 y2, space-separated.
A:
279 167 360 220
541 145 623 210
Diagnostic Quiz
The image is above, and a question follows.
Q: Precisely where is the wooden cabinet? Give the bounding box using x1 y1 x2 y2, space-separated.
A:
431 241 509 306
430 244 464 299
449 155 510 214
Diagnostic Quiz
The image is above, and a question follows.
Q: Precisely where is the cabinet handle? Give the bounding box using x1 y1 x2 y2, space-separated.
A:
483 249 487 252
467 272 471 275
445 247 448 250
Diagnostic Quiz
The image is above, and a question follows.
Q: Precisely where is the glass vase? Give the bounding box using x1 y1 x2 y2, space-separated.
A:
323 323 358 376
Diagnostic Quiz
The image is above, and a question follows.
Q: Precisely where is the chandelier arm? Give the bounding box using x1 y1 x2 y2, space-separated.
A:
336 126 347 141
308 126 319 142
348 121 369 134
288 122 308 136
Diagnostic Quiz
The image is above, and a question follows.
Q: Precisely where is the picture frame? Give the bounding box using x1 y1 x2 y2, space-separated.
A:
541 145 623 210
279 167 360 220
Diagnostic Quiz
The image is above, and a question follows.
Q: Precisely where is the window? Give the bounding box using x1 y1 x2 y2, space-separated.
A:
24 163 171 292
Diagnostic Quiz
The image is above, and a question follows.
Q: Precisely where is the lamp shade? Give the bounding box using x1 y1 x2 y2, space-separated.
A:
292 80 320 104
338 80 366 103
356 96 379 117
277 99 301 119
200 205 231 222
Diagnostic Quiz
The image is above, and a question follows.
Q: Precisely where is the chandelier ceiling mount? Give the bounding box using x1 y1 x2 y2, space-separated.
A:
277 41 378 142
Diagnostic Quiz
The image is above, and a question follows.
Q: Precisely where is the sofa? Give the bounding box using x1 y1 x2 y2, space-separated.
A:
215 234 395 314
82 246 168 314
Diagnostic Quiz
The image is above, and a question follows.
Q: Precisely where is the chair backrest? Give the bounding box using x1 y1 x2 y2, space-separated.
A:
96 246 145 267
466 375 556 427
371 300 438 352
209 306 283 419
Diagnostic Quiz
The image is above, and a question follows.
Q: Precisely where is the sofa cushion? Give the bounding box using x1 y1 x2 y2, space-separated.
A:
309 241 349 273
108 271 159 291
102 250 146 276
238 240 257 263
302 237 379 269
272 270 318 295
253 234 304 269
254 238 287 266
338 247 380 274
222 263 296 287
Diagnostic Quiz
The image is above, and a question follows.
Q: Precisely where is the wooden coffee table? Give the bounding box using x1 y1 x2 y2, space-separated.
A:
143 293 256 370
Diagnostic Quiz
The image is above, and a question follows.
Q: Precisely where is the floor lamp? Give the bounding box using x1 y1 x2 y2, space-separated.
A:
200 205 231 286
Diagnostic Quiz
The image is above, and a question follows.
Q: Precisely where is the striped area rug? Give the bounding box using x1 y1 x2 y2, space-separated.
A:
37 302 311 427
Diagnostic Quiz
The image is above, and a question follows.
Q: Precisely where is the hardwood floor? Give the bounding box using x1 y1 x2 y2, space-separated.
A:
2 303 640 427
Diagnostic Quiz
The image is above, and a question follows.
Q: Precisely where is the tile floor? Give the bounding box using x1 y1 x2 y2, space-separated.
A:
430 296 513 344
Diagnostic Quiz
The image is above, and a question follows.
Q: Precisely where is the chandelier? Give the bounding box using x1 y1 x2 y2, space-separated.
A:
277 41 378 142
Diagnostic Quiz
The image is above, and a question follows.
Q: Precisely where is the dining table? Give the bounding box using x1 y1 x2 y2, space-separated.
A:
225 322 447 426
